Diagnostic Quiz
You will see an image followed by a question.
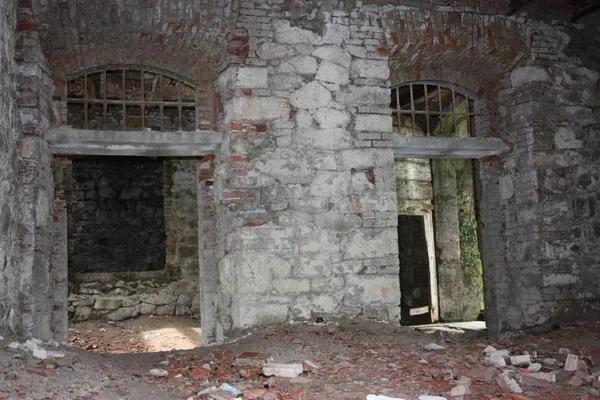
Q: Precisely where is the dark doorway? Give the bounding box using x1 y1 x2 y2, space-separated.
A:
398 215 432 325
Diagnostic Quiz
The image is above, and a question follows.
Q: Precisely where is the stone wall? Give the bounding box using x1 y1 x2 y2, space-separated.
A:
68 157 166 274
211 1 401 343
0 0 21 337
164 159 200 281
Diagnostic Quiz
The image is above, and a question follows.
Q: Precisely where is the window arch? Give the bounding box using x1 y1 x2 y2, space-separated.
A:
390 82 481 138
66 65 197 131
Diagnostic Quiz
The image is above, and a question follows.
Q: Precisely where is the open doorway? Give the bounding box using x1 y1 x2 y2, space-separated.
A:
63 155 203 353
396 157 484 326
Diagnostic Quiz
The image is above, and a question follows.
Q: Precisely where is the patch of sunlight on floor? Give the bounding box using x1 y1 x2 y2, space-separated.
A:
141 326 202 351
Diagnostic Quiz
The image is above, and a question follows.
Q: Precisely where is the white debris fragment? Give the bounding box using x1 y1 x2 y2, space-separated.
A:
419 358 429 364
450 384 470 396
423 343 446 351
148 368 169 377
564 354 579 371
219 383 243 396
558 348 570 355
0 335 4 341
8 342 20 349
367 395 406 400
263 363 303 378
495 373 523 393
510 355 531 367
47 350 65 359
32 348 48 359
483 345 497 354
489 353 507 367
197 386 218 395
419 396 448 400
529 362 542 372
544 358 557 365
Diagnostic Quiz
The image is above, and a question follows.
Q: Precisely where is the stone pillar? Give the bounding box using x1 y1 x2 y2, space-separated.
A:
51 158 71 342
212 2 400 342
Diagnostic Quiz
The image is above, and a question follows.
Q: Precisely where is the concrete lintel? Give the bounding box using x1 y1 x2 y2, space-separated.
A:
47 127 222 157
393 135 509 159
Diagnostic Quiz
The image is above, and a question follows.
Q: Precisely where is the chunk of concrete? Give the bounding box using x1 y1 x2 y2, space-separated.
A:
510 355 531 367
148 368 168 377
263 363 303 378
450 385 470 396
495 374 523 393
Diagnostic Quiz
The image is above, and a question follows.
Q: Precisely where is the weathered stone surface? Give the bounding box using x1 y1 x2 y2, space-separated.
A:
355 115 392 132
277 56 318 75
94 298 123 310
313 108 350 128
107 306 138 321
274 21 322 45
226 97 291 122
322 23 349 45
510 66 551 87
336 86 389 106
315 61 350 88
258 42 297 60
235 67 269 89
315 212 362 232
290 82 332 109
351 59 390 80
312 46 352 68
296 128 352 150
344 229 398 259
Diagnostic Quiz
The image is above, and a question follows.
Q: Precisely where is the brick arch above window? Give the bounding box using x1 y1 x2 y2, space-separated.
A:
66 65 198 132
391 81 485 139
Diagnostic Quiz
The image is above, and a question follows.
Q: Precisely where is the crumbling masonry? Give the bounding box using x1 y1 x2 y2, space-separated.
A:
0 0 598 345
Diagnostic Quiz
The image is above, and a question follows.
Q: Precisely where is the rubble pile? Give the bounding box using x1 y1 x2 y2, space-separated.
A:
142 320 600 399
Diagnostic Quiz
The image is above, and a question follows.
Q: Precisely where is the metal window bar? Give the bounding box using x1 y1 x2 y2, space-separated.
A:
66 67 197 132
390 83 482 138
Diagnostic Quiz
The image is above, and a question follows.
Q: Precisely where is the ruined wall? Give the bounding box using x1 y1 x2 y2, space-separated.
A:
212 1 401 342
0 0 22 337
480 21 600 334
68 157 166 274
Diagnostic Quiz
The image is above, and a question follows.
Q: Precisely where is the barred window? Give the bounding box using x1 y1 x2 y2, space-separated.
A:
391 83 479 138
67 66 197 131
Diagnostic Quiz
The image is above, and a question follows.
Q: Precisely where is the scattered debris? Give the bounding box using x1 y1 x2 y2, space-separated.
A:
148 368 168 377
565 354 579 371
423 343 446 351
366 395 406 400
262 363 303 378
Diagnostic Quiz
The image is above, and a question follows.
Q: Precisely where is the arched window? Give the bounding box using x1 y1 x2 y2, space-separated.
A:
66 66 197 131
390 83 479 138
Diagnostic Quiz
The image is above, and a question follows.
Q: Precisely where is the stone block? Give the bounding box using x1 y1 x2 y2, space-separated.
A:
141 292 177 305
315 61 349 88
355 114 392 132
290 82 332 109
510 355 531 367
344 228 398 259
274 20 322 45
139 303 156 315
322 23 349 45
273 278 310 293
257 42 296 60
297 128 352 150
269 74 304 91
510 66 551 87
309 170 351 197
155 305 175 316
313 108 350 128
315 211 361 232
495 374 523 393
225 97 290 123
336 85 390 106
235 67 268 89
107 306 138 321
351 59 390 80
277 55 318 75
312 45 352 68
565 354 579 371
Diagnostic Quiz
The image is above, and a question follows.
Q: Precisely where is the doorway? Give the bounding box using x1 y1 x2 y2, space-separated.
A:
396 157 484 325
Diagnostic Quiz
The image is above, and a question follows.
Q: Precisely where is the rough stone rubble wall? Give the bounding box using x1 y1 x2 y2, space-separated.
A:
211 1 401 342
0 0 22 338
481 21 600 334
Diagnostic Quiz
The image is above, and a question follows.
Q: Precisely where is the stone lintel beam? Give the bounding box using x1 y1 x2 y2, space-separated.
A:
393 136 509 159
47 128 222 157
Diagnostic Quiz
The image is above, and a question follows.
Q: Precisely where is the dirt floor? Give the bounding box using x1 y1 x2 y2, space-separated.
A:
1 311 600 400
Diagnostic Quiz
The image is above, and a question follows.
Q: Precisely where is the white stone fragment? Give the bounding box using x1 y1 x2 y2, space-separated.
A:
262 363 303 378
489 353 507 367
274 20 323 45
423 343 446 351
235 67 268 89
257 42 296 60
32 348 48 359
148 368 169 377
47 350 65 359
483 345 497 354
366 396 406 400
0 335 4 341
419 396 448 400
8 342 20 349
510 355 531 367
226 97 290 123
528 363 542 372
290 82 332 109
544 358 557 365
495 373 523 393
278 55 318 75
564 354 579 371
558 348 570 355
450 385 470 396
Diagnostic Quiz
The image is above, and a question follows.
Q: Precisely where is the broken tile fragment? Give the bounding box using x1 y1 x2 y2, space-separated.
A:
235 352 270 367
262 363 303 378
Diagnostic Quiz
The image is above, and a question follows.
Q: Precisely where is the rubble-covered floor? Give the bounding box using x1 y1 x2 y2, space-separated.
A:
1 307 600 400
